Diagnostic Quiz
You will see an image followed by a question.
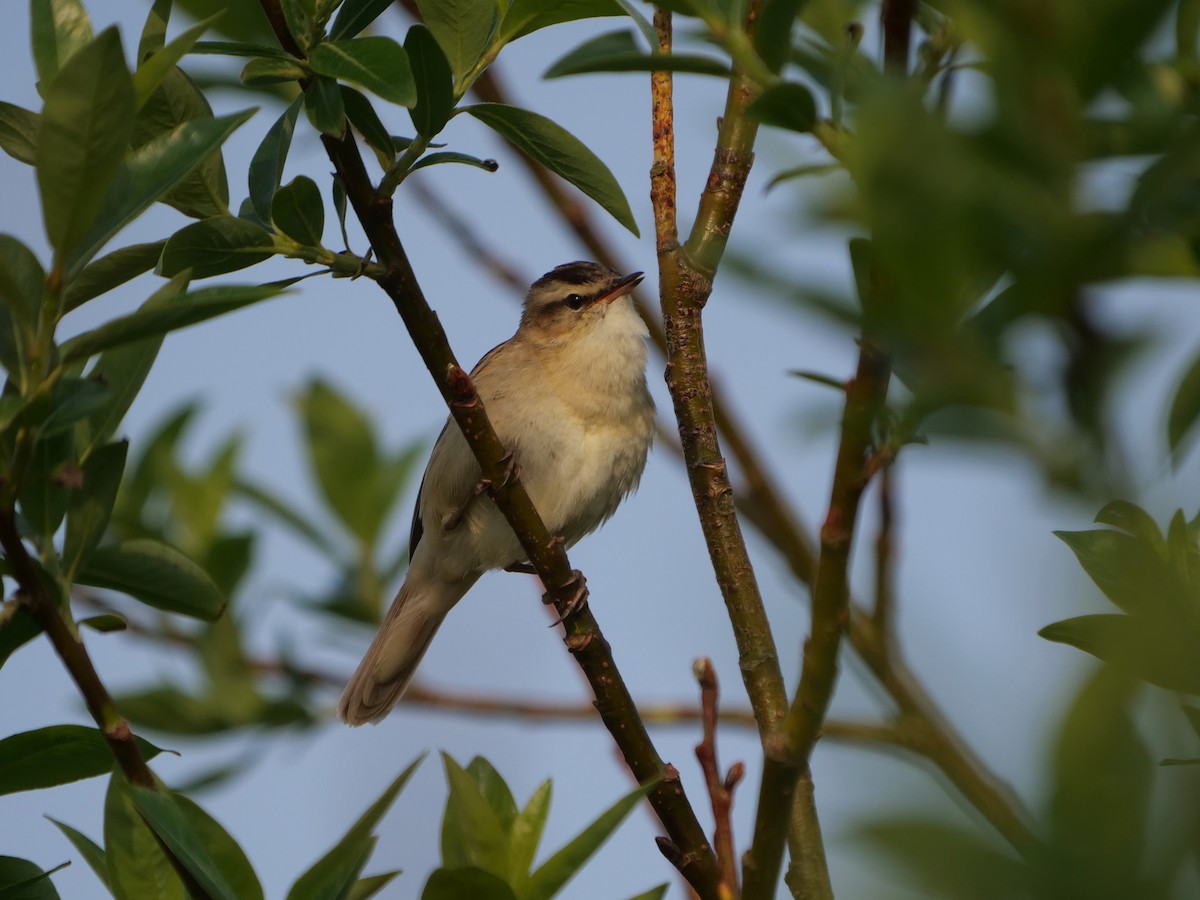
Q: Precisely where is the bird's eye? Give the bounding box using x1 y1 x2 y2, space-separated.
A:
565 293 585 310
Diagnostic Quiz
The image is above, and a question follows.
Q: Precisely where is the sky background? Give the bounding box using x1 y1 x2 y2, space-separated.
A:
3 2 1200 898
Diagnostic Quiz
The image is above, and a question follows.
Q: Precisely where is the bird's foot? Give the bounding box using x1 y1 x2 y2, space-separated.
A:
544 569 588 626
442 454 522 531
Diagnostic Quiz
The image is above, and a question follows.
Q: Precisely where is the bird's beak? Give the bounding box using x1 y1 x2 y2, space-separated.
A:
597 271 645 305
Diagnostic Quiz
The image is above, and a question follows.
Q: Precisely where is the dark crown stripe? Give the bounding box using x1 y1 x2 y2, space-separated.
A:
534 260 610 287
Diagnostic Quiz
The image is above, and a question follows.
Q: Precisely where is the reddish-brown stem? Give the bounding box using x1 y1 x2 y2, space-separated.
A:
694 658 743 899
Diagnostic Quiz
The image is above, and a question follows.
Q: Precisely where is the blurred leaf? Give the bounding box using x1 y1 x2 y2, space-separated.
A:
0 608 41 671
132 16 215 110
465 103 638 236
346 871 401 899
415 0 496 84
76 539 225 621
166 0 271 42
248 96 303 225
62 440 128 578
31 0 93 85
138 0 171 60
406 24 454 137
1039 614 1200 694
37 28 135 260
304 75 347 136
234 478 340 557
76 334 166 460
130 788 241 900
0 102 40 165
410 151 498 173
0 234 45 333
1093 501 1164 548
422 867 517 900
41 379 111 437
1167 350 1200 458
524 779 653 900
747 82 818 132
500 0 624 42
47 819 108 891
297 381 414 546
286 757 423 900
104 774 185 900
202 530 255 598
309 38 416 107
757 0 805 72
62 280 286 364
158 216 277 279
507 780 551 891
440 754 509 875
112 686 240 736
63 241 166 315
854 818 1025 899
190 40 290 58
0 856 64 899
240 56 307 86
71 108 255 273
17 430 74 540
625 886 669 900
1041 666 1154 898
272 176 325 246
0 724 166 796
341 87 395 161
543 30 729 78
331 0 396 40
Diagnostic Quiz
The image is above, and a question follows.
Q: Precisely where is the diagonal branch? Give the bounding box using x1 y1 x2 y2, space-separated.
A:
256 2 722 894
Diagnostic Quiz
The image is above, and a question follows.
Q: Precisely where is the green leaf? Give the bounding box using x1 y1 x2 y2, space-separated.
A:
0 234 45 332
286 757 423 900
525 780 653 900
133 16 216 110
37 28 135 260
440 754 510 876
330 0 396 40
63 241 166 315
500 0 624 42
747 81 818 132
625 886 669 900
130 788 241 900
415 0 496 84
309 37 417 107
1168 350 1200 457
0 608 41 671
62 440 127 577
296 380 410 545
190 40 291 58
0 724 166 796
0 102 40 165
272 176 325 246
341 87 396 161
406 24 454 137
62 279 287 364
240 56 307 86
138 0 172 61
507 780 550 889
70 109 255 274
76 538 226 620
543 30 729 78
47 819 109 892
248 95 303 223
0 856 65 899
756 0 805 72
31 0 93 85
410 151 498 173
1039 614 1200 694
1055 529 1172 617
346 871 401 900
17 429 74 540
104 775 184 900
133 68 235 222
1093 501 1164 547
466 757 518 833
421 868 517 900
158 216 277 280
464 103 638 235
233 478 341 557
304 75 347 136
41 379 112 437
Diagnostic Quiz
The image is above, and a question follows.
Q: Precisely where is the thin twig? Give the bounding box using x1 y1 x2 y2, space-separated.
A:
872 461 895 644
694 658 743 900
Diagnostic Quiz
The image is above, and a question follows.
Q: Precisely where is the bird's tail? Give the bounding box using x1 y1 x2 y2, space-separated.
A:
338 576 470 725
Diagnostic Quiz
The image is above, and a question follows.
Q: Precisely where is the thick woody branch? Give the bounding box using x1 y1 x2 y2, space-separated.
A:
257 3 721 893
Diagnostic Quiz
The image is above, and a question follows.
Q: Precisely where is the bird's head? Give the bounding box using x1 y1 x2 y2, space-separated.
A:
518 261 645 342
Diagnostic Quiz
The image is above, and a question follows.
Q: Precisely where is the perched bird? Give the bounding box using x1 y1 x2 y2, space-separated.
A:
339 262 655 725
